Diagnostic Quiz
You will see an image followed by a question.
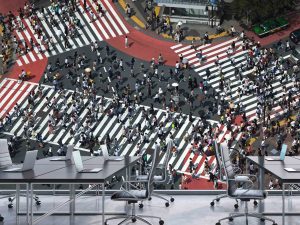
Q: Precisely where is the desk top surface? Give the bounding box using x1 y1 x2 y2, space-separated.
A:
247 156 300 183
0 156 140 183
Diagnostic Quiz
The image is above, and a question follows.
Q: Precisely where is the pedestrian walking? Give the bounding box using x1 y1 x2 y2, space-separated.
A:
125 35 129 48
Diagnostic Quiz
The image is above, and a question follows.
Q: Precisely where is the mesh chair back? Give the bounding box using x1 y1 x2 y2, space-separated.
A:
220 143 238 196
214 141 225 181
160 140 173 181
146 144 161 198
0 139 13 168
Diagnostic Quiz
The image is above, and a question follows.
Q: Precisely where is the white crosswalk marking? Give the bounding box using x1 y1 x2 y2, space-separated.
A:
13 2 129 66
88 0 115 37
104 0 129 34
171 39 295 123
2 78 224 174
23 18 51 57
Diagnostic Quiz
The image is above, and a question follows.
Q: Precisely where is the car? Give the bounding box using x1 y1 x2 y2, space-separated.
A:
289 47 300 64
290 29 300 44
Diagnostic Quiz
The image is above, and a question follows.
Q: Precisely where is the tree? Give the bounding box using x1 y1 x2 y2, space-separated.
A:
232 0 296 24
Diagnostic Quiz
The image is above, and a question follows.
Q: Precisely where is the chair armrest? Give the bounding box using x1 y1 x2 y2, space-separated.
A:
237 174 257 181
234 175 251 182
121 180 149 190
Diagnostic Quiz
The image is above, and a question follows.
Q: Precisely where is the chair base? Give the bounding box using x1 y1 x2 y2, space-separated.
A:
105 203 164 225
216 212 277 225
151 193 174 207
210 194 239 208
105 215 164 225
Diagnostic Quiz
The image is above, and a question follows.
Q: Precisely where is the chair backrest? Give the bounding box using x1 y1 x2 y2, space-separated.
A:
146 144 160 197
160 139 173 181
220 143 238 197
214 141 226 182
0 139 13 168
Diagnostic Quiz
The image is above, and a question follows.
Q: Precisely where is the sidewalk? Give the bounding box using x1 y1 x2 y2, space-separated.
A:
117 0 234 44
119 0 300 47
0 0 27 14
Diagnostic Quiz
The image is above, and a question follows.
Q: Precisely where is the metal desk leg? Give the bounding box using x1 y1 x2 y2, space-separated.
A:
30 183 33 225
258 157 265 214
102 183 105 225
70 184 75 223
26 184 29 225
283 183 285 225
16 184 20 215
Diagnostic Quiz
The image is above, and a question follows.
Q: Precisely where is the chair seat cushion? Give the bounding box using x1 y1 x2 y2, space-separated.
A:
111 190 147 201
136 175 163 181
232 189 267 200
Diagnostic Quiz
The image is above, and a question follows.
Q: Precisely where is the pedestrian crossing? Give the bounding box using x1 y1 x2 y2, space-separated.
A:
0 78 238 176
170 38 295 121
13 0 129 66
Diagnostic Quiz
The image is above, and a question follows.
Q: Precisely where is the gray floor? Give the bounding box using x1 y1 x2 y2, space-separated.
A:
1 193 300 225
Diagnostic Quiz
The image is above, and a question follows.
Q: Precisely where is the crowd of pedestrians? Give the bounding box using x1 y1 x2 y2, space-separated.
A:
1 0 300 191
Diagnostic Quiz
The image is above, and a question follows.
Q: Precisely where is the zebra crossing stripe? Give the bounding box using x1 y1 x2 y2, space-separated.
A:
74 11 96 43
0 80 15 99
159 117 190 164
81 0 111 39
170 43 182 49
174 45 192 53
36 11 64 54
3 79 228 170
104 0 129 34
12 2 129 66
15 29 37 62
88 0 117 37
78 4 106 41
0 82 27 117
173 119 200 170
21 18 46 59
23 18 50 57
195 50 246 72
201 38 238 53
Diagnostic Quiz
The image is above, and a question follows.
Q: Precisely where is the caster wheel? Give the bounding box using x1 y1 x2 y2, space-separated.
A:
0 216 4 222
210 201 215 206
253 200 258 206
8 197 12 202
132 218 136 223
139 203 143 208
216 198 220 202
8 204 13 209
159 220 164 225
148 197 152 201
36 201 41 206
165 202 169 207
234 204 239 209
260 218 265 222
216 222 221 225
272 223 277 225
170 197 174 202
229 217 233 221
104 222 108 225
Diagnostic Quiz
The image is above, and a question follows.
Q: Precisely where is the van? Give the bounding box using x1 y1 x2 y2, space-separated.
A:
290 29 300 44
289 47 300 64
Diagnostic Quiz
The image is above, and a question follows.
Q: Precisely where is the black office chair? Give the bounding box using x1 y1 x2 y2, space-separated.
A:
210 141 240 208
105 144 164 225
136 140 174 208
215 143 277 225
